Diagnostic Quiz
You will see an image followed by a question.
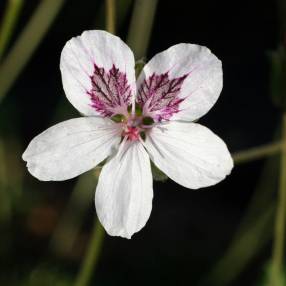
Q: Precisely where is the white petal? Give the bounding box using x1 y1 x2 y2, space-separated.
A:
60 30 136 117
144 121 233 189
95 140 153 239
136 43 222 122
22 117 121 181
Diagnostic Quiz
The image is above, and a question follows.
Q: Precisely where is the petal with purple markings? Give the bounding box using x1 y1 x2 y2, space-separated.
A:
60 30 136 117
137 43 222 122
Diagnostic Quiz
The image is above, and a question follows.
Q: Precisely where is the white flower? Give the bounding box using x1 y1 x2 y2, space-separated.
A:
22 30 233 239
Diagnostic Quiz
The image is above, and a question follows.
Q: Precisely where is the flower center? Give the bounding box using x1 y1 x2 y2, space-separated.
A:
123 126 140 141
111 105 154 141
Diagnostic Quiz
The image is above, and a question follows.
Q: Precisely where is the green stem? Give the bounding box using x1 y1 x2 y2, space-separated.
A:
0 0 24 60
271 113 286 285
233 141 282 164
0 0 66 102
202 204 274 286
106 0 116 34
49 170 98 256
74 218 105 286
73 1 118 284
203 128 281 286
0 138 11 222
126 0 158 59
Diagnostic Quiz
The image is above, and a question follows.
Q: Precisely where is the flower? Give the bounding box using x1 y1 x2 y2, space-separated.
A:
22 30 233 239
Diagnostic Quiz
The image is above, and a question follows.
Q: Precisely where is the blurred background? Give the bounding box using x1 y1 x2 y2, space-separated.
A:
0 0 284 285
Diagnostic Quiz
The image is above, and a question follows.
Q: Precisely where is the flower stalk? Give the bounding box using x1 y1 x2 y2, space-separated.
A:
49 170 97 256
233 141 282 164
0 0 24 61
106 0 116 34
73 0 117 284
74 216 105 286
271 112 286 285
127 0 158 59
0 0 66 102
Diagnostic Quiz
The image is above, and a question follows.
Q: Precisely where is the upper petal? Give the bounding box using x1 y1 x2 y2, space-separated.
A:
136 44 222 122
144 121 233 189
22 117 121 181
95 140 153 239
60 30 136 117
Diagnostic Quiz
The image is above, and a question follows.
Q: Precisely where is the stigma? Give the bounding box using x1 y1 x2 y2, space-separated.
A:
123 126 140 141
111 105 154 141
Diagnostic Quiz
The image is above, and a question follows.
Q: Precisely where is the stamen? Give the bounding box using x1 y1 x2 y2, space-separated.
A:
120 109 154 141
123 126 140 141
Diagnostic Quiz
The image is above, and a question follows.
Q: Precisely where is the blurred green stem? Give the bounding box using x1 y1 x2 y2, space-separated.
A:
233 141 282 164
74 218 105 286
106 0 116 34
127 0 158 59
0 0 66 102
73 1 117 285
73 1 160 284
204 128 280 286
0 0 23 60
0 139 10 222
203 204 274 286
49 170 98 256
271 113 286 285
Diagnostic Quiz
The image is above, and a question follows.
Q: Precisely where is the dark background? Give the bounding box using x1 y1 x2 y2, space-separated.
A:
0 0 281 285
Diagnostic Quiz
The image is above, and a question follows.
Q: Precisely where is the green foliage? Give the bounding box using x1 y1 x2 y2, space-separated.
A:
116 0 134 29
270 45 286 110
0 0 23 60
0 0 66 102
258 262 286 286
151 161 168 182
127 0 158 59
135 59 146 78
21 267 72 286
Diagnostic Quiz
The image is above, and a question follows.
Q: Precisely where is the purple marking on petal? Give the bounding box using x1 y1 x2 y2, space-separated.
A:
137 72 188 121
88 64 132 117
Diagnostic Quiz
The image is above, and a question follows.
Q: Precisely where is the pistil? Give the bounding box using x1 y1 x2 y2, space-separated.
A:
111 106 154 141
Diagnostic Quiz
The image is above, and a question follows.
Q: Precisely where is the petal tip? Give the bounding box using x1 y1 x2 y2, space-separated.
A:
22 150 28 162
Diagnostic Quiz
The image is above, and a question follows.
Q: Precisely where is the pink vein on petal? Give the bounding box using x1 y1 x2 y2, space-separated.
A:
137 72 189 121
87 64 132 117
